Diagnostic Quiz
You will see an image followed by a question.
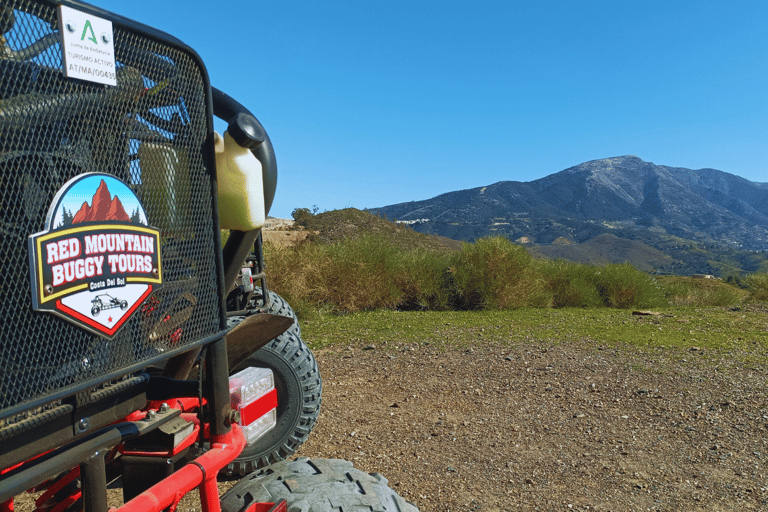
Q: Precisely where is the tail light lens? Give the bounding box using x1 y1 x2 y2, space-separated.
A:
228 367 277 445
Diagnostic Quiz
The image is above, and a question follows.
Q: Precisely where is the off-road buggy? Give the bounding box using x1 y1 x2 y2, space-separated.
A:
90 294 128 316
0 1 419 510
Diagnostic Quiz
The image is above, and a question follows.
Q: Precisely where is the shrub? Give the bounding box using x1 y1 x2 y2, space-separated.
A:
663 278 746 306
745 273 768 301
661 276 748 307
392 249 451 311
266 234 424 313
537 260 603 308
319 234 404 312
262 240 324 311
265 232 751 314
661 279 697 306
291 206 318 227
591 263 666 308
705 286 745 307
446 237 550 309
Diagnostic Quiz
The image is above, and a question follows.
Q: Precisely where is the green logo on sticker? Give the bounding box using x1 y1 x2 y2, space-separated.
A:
81 19 97 44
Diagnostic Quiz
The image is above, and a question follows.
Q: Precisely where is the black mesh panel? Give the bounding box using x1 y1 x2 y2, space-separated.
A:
0 0 223 420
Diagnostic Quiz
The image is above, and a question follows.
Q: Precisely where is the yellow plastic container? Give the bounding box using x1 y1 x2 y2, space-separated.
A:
214 131 266 231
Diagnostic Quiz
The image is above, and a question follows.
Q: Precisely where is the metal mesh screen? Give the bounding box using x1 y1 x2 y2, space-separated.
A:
0 0 224 419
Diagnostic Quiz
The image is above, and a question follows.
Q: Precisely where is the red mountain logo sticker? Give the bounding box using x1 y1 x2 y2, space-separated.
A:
29 173 163 338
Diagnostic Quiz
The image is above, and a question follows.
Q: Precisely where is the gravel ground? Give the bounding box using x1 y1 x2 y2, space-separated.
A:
292 339 767 512
11 338 767 512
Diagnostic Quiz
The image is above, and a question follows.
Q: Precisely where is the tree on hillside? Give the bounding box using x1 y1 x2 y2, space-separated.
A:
292 206 318 227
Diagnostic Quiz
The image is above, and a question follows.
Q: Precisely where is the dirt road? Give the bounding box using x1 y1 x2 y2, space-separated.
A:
294 339 767 511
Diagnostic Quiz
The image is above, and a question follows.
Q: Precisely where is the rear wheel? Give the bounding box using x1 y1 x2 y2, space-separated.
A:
259 290 300 337
220 458 420 512
223 294 320 477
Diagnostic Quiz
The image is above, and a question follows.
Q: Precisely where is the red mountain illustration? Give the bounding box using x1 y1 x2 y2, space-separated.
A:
106 196 128 221
73 202 90 223
72 179 130 223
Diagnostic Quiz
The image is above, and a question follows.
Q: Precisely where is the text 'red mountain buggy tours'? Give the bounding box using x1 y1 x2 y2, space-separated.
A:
0 1 419 511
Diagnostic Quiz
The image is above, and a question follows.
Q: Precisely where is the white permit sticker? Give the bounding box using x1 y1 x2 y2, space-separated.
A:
58 5 117 86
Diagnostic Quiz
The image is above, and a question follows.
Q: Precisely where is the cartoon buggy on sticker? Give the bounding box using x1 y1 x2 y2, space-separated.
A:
91 293 128 316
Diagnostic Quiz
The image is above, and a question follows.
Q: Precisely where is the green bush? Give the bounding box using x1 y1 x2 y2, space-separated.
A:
706 286 745 307
446 237 550 309
660 276 748 307
264 232 751 314
265 234 445 313
537 260 668 309
661 279 696 306
392 249 451 311
319 234 405 312
591 263 666 308
537 260 603 308
745 273 768 301
291 206 318 227
261 239 322 311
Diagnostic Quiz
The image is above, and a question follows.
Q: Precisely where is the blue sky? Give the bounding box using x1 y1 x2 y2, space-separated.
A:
97 0 768 219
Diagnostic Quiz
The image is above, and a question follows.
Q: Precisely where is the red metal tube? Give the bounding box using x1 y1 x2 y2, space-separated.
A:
115 425 247 512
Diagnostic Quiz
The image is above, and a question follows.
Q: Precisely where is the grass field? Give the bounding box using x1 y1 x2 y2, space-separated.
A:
300 305 768 369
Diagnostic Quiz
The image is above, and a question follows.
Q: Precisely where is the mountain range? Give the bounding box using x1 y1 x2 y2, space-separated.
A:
368 156 768 276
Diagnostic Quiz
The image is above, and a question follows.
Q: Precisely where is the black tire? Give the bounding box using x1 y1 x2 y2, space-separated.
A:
91 305 100 316
222 327 321 477
258 290 300 337
220 458 420 512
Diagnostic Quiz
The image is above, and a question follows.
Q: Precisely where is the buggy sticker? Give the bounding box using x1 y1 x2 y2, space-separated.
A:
90 294 128 316
29 173 163 338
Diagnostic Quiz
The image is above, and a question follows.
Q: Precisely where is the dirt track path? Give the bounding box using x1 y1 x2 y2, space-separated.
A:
295 340 767 511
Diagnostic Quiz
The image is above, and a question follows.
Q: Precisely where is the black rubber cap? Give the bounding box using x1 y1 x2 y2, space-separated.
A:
228 113 266 150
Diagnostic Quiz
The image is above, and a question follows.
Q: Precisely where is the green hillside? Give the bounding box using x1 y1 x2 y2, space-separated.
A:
285 207 768 278
294 207 460 251
525 233 672 272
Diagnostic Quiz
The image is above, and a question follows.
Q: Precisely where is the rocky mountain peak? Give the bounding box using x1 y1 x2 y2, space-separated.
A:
369 156 768 252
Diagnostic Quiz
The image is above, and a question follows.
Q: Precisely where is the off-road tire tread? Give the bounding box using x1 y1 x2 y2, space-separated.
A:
268 292 300 331
252 291 300 337
223 328 321 477
220 457 420 512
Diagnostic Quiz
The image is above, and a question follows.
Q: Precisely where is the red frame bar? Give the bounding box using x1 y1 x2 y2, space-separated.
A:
7 399 283 512
115 426 246 512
